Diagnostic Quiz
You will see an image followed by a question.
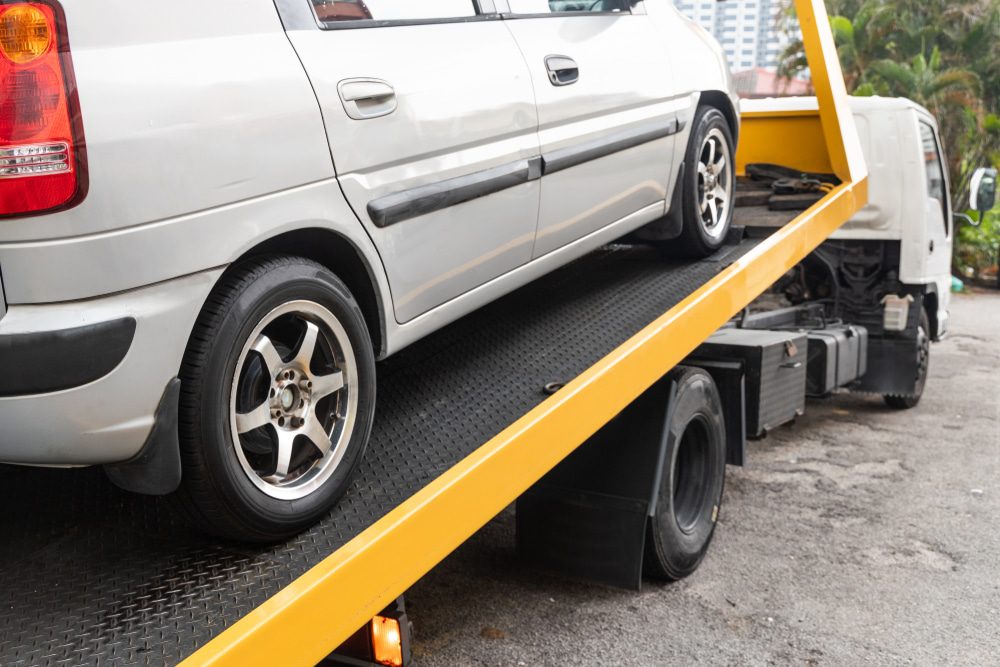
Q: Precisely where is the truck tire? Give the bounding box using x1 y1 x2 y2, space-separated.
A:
643 366 727 581
884 309 930 410
658 106 736 258
173 255 376 542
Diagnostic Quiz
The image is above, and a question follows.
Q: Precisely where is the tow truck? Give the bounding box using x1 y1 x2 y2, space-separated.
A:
5 2 992 666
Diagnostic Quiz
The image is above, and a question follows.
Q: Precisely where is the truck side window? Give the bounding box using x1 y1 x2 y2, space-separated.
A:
919 122 950 236
506 0 627 14
311 0 477 23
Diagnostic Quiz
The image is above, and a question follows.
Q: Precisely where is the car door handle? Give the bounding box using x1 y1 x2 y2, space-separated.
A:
545 55 579 86
338 78 397 120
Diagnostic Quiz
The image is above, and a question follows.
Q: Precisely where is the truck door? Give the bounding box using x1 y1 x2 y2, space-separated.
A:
286 1 541 324
916 120 953 333
500 0 684 258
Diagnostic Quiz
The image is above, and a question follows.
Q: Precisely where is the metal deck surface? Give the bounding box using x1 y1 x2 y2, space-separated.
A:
0 237 760 667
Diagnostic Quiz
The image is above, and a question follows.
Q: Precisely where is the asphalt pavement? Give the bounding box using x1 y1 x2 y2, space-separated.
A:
407 291 1000 666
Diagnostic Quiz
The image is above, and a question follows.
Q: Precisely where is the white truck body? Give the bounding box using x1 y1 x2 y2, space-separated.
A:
743 96 954 338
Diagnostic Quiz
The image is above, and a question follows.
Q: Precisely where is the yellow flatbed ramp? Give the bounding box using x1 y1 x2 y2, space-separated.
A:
0 2 866 666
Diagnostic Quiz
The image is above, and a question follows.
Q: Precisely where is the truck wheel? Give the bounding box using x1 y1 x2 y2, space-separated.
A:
884 309 930 410
174 255 376 542
666 106 736 258
643 367 727 581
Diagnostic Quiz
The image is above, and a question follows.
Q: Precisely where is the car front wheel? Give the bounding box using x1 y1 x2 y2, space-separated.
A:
673 106 736 258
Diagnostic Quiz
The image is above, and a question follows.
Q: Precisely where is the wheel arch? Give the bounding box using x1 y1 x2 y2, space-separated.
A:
233 228 388 359
698 90 740 145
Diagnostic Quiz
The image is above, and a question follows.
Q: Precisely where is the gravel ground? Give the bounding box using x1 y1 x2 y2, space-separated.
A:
407 291 1000 666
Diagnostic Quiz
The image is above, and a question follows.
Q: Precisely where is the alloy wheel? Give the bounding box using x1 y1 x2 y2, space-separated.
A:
696 127 733 240
229 300 359 501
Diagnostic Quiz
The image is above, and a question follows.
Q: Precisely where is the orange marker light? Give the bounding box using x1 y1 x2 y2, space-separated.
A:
370 615 403 667
0 4 53 64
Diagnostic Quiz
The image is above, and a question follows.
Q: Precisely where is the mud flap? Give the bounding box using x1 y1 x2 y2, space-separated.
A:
516 378 677 590
104 378 182 495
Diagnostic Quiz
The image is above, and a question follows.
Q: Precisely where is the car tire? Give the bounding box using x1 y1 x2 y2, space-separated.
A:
643 366 727 581
884 309 930 410
173 255 376 543
662 106 736 258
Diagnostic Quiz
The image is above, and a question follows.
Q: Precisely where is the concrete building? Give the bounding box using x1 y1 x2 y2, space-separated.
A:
674 0 799 72
732 67 811 97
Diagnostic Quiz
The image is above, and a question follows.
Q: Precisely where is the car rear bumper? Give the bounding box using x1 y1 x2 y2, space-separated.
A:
0 268 221 465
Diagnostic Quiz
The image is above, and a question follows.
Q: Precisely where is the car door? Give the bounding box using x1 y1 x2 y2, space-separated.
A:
285 0 541 323
499 0 685 258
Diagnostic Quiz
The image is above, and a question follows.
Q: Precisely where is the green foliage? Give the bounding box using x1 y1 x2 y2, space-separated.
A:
779 0 1000 273
955 207 1000 278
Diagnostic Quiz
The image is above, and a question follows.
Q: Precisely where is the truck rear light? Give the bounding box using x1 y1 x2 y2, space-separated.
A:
370 615 404 667
0 1 86 217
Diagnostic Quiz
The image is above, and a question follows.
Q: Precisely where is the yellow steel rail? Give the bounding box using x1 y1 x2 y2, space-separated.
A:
181 1 868 665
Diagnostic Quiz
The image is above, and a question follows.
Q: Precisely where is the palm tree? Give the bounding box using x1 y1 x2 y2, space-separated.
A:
777 0 894 89
867 47 981 117
868 46 982 202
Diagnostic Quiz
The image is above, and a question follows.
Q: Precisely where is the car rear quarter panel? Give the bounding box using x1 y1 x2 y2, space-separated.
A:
0 0 342 300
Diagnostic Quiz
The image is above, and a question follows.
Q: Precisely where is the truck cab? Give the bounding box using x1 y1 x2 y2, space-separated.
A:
833 97 954 340
744 96 955 341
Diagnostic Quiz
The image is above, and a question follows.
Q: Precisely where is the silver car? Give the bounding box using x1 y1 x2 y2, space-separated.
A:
0 0 738 540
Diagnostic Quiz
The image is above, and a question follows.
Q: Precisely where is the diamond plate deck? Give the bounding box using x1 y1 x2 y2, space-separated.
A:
0 238 760 667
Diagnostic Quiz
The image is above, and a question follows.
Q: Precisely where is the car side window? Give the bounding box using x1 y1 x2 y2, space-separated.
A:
919 121 950 236
506 0 628 14
310 0 477 23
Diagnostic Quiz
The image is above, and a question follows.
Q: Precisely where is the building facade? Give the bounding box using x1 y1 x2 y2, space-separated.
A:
674 0 798 72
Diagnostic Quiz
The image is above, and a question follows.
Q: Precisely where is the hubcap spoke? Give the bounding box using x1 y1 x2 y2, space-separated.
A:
294 321 320 371
708 199 719 226
273 431 296 479
302 415 332 455
252 335 285 379
312 370 345 401
235 401 271 434
706 138 716 169
714 185 728 206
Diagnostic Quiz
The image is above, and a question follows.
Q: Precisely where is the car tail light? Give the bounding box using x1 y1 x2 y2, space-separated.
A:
0 1 86 217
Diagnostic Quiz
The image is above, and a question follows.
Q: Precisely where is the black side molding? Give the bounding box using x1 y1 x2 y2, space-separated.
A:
368 157 543 228
367 115 683 228
0 317 136 397
542 117 683 175
0 266 6 322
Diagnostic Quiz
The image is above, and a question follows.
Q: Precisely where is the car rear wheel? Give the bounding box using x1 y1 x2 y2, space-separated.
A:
174 255 376 542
